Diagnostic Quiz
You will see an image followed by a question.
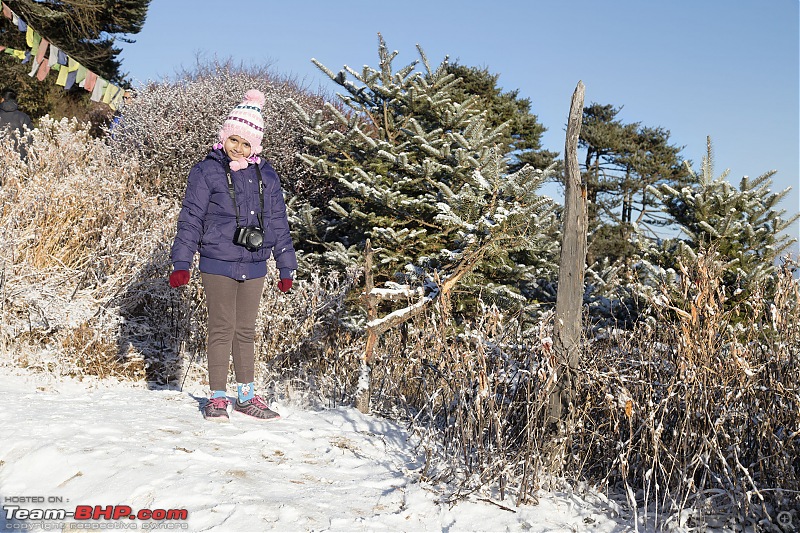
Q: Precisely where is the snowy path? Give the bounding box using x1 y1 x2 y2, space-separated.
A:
0 366 631 532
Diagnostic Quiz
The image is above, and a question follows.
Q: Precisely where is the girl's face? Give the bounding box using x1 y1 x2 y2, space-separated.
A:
223 135 252 160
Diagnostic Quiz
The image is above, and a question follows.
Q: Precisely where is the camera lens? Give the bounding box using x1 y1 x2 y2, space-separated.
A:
247 231 263 249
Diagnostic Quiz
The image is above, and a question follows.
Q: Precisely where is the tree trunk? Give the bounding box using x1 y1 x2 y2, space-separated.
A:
548 81 587 424
356 239 377 413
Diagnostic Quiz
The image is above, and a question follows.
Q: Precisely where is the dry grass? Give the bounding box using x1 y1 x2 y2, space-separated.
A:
0 117 176 379
61 322 145 380
287 250 798 529
569 253 800 530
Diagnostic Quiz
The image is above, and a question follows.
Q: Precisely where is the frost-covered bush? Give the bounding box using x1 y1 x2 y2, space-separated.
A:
108 60 328 201
0 117 175 378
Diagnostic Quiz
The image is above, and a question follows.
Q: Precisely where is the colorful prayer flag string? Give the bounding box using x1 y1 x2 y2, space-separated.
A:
0 1 126 110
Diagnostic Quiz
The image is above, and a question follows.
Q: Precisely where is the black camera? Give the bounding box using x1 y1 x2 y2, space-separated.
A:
233 225 263 252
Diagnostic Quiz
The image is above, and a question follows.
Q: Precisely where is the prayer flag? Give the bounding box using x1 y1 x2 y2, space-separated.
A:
35 37 48 64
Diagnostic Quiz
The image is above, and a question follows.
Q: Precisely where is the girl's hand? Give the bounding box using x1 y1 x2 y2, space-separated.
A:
277 278 292 293
169 270 190 288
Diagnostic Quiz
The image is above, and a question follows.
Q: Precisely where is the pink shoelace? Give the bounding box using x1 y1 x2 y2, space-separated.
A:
207 397 229 409
247 395 269 409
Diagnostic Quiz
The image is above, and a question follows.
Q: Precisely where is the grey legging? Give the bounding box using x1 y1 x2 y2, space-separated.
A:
200 273 265 391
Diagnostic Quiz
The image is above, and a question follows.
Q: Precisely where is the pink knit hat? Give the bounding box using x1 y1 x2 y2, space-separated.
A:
218 89 265 170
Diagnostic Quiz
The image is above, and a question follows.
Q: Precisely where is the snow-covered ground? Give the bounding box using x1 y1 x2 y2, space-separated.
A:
0 365 636 532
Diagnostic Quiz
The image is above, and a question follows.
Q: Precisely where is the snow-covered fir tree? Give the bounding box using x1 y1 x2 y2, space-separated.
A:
649 137 799 307
291 34 560 318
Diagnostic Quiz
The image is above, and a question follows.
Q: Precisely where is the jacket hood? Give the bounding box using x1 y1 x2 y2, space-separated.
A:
205 148 227 162
0 100 20 112
205 148 236 168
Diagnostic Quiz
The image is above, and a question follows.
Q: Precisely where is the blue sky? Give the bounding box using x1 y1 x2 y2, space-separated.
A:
118 0 800 252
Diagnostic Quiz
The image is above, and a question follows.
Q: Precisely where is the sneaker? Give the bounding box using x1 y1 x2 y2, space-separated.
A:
203 396 230 421
233 395 280 420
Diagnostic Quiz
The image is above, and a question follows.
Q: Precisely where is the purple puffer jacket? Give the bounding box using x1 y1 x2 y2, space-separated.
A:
170 149 297 281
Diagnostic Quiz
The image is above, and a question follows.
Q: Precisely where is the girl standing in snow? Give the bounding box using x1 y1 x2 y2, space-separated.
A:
169 89 297 421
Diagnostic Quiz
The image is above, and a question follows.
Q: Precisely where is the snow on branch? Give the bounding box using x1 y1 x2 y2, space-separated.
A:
366 293 436 336
369 285 425 301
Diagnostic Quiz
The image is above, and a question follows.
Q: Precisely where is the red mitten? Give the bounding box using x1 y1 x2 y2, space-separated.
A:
277 278 293 293
169 270 190 288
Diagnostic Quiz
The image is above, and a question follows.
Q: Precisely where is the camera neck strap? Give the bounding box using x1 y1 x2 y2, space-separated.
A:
225 164 264 229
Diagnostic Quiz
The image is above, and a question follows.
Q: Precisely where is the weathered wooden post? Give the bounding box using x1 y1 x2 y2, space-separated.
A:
548 81 587 424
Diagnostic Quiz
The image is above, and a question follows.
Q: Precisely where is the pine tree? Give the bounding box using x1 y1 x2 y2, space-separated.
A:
292 34 560 317
443 62 558 172
650 137 799 304
579 103 689 266
580 103 635 263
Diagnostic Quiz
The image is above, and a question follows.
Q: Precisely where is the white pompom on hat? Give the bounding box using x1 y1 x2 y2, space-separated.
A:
218 89 266 170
